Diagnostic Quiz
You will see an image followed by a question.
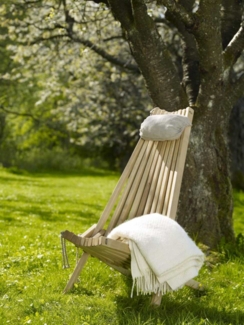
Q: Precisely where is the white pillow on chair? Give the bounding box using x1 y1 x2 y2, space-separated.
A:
140 114 191 141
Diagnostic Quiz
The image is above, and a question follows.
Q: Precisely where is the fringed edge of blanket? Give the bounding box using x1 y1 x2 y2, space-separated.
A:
131 272 172 297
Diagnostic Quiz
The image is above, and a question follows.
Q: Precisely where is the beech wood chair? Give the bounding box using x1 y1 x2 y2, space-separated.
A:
61 107 202 305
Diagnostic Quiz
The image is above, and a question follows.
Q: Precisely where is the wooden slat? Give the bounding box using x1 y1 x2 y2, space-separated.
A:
96 247 130 261
135 141 163 217
97 254 130 269
94 139 144 233
78 224 97 237
150 141 171 213
186 279 204 291
88 238 94 246
162 138 181 216
156 140 176 213
105 262 131 276
83 247 129 266
117 141 155 224
90 246 130 264
99 236 130 253
166 107 194 219
90 229 106 246
83 245 130 268
63 252 90 293
151 293 162 306
143 141 167 214
128 140 159 220
134 107 165 216
106 140 151 233
83 248 124 267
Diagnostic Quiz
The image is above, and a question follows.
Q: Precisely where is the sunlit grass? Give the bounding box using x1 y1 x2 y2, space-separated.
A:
1 167 244 325
233 189 244 235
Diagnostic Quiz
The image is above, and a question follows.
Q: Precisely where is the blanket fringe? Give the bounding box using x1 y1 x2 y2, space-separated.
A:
131 272 172 297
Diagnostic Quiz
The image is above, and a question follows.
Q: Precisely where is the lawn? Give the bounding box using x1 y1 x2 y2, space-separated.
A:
0 167 244 325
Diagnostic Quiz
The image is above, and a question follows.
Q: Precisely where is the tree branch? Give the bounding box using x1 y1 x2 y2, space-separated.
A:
165 10 200 105
221 0 243 49
223 21 244 70
107 0 188 109
0 105 69 135
25 33 140 74
70 35 140 74
193 0 223 101
23 0 42 4
157 0 196 30
0 105 39 123
108 0 134 30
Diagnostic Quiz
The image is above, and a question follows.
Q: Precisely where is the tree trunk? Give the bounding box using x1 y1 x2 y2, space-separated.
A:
177 102 235 247
175 1 236 247
229 98 244 190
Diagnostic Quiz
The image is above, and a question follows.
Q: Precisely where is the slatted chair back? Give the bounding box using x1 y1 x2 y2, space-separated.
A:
91 107 193 237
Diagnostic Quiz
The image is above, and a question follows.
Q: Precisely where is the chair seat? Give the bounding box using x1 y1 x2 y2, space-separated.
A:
61 229 131 273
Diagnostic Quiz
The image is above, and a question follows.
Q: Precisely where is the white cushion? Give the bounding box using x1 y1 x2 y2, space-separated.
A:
139 114 191 141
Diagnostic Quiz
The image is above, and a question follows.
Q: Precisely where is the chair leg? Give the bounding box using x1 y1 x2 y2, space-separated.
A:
151 293 162 306
63 252 90 293
150 280 203 306
185 279 204 291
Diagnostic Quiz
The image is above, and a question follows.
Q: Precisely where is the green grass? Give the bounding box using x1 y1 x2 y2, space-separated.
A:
0 167 244 325
233 189 244 235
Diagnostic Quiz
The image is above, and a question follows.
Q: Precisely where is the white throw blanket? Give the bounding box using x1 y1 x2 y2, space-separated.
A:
107 213 204 297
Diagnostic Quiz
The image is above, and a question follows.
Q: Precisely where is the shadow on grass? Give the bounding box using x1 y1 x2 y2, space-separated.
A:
114 292 244 325
2 204 99 224
5 166 119 179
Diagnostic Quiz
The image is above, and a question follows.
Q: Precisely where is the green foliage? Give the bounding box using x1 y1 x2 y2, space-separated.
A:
7 148 88 172
0 0 153 170
0 168 244 325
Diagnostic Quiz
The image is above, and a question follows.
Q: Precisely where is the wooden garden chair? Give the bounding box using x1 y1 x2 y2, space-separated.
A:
61 107 202 305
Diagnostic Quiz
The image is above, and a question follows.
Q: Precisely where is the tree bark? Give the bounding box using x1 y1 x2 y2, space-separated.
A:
177 101 235 247
108 0 188 110
228 98 244 190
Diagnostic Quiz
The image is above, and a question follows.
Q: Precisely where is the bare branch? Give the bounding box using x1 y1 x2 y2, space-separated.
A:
23 0 42 4
87 0 109 5
70 35 140 73
27 34 70 45
223 21 244 70
103 35 123 42
0 105 39 123
0 105 70 135
24 33 140 74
